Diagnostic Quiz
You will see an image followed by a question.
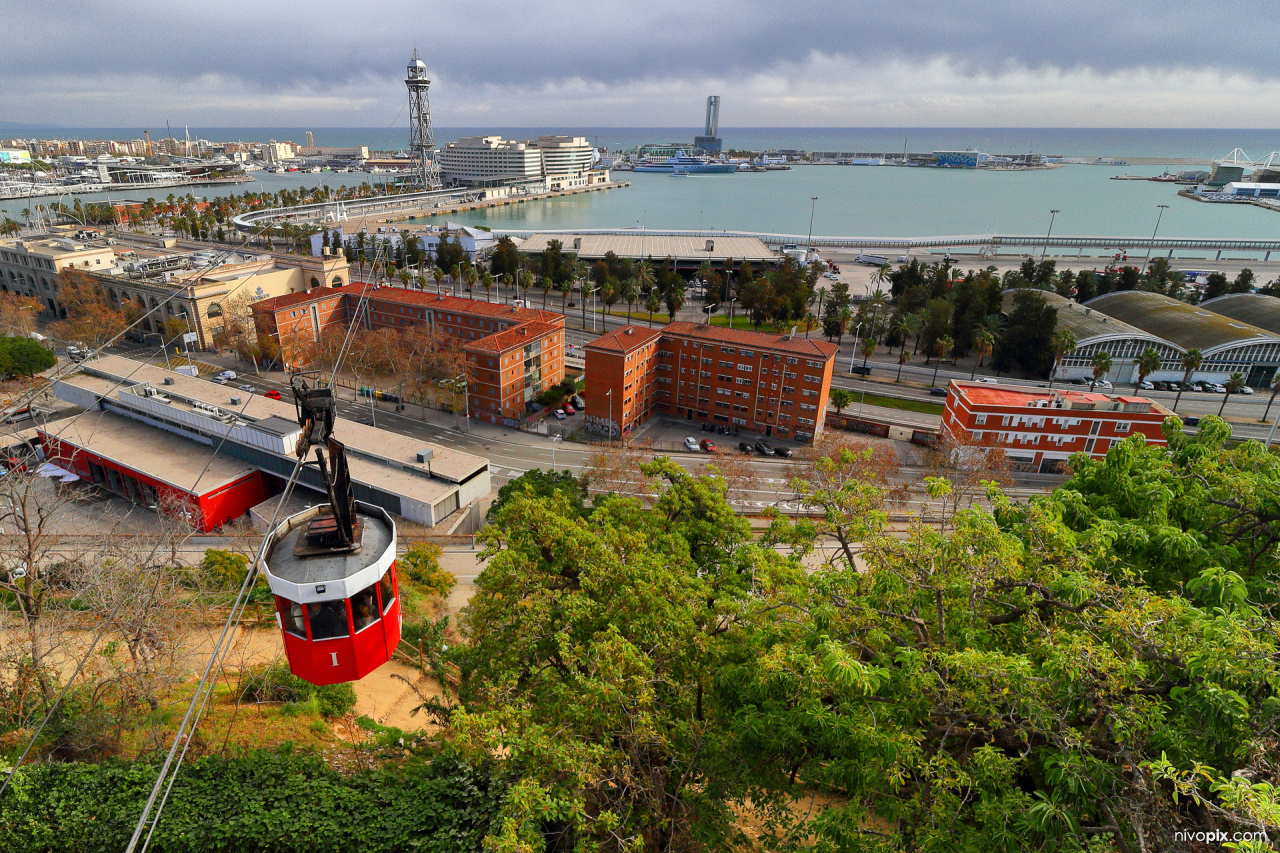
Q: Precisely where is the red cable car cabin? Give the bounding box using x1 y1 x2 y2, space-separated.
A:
261 501 401 685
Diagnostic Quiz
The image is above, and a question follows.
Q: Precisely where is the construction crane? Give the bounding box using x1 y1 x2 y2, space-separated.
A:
144 130 153 158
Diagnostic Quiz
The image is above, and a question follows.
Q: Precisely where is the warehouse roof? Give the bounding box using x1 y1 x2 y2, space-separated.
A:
1199 293 1280 336
1084 291 1280 354
1002 288 1157 344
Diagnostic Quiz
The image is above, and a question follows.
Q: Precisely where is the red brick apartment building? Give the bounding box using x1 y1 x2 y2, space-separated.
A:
585 322 839 442
251 284 565 425
941 381 1173 474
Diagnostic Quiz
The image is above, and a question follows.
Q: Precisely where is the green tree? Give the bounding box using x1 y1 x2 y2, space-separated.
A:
896 347 910 382
1204 270 1229 301
829 387 854 415
1089 350 1113 391
645 287 662 327
452 461 794 852
860 334 876 369
748 443 1280 852
930 334 953 386
1219 371 1246 416
1230 267 1256 293
663 285 685 323
993 290 1057 377
0 337 56 375
1263 370 1280 423
1047 328 1077 389
487 468 589 521
1173 347 1203 411
1136 346 1162 391
971 328 995 379
399 542 456 598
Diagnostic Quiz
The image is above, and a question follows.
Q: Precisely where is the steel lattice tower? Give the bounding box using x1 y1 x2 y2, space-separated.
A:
405 50 441 190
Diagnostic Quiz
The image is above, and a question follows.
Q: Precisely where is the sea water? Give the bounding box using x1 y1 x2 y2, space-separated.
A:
4 127 1278 239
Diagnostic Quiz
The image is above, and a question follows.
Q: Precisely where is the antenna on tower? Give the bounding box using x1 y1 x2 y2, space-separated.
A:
405 49 442 190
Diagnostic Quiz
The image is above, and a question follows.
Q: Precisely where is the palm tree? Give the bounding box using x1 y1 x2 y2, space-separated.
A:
622 278 640 320
540 274 553 310
1047 328 1078 389
1173 348 1203 412
636 260 655 297
802 312 818 338
1089 351 1113 391
931 335 953 386
482 272 494 303
1219 372 1246 417
558 278 574 315
896 348 910 383
972 329 996 380
1136 347 1162 392
861 335 877 370
905 312 925 355
645 289 662 327
1263 371 1280 423
871 263 891 294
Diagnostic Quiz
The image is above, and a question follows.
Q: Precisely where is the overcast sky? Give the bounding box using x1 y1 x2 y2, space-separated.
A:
4 0 1279 128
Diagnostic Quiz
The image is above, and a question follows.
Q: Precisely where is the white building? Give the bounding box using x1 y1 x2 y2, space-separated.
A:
440 136 544 187
528 135 596 190
439 134 601 191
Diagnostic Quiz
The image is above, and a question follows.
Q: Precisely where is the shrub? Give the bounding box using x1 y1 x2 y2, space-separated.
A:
200 548 272 602
400 543 456 598
239 662 355 719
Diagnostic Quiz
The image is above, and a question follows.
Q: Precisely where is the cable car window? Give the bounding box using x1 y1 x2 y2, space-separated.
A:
351 583 380 632
307 600 350 639
279 597 306 638
378 568 396 614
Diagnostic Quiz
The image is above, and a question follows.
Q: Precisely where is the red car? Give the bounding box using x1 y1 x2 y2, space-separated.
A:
263 389 283 400
699 439 717 453
562 404 575 415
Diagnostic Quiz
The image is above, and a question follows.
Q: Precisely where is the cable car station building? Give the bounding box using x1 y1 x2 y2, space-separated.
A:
41 355 490 531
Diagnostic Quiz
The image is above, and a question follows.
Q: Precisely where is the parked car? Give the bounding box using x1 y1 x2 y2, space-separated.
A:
929 386 949 397
1208 383 1226 393
562 404 576 415
553 409 566 420
1138 380 1154 390
754 440 773 456
239 384 255 393
739 441 753 454
773 446 793 458
1094 379 1113 390
211 377 228 385
978 377 999 385
1184 416 1201 426
66 345 85 362
849 365 871 377
263 389 282 400
571 394 586 409
355 415 374 426
684 436 701 452
699 438 717 452
1239 385 1255 395
1151 381 1168 391
216 370 237 381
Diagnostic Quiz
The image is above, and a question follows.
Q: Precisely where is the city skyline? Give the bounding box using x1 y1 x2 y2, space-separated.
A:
4 0 1280 128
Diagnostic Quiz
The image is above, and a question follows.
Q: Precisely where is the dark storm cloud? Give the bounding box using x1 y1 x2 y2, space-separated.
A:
1 0 1268 92
2 0 1275 126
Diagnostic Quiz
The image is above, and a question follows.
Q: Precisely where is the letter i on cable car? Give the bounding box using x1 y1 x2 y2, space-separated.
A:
260 371 400 685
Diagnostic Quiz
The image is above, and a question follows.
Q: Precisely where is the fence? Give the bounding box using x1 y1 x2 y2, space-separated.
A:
828 413 891 438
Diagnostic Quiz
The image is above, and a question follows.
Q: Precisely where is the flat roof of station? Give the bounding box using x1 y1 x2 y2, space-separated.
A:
72 355 488 485
41 410 258 494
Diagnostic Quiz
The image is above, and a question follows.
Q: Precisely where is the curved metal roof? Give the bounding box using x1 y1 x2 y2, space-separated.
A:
1199 293 1280 336
1004 289 1172 348
1084 290 1280 355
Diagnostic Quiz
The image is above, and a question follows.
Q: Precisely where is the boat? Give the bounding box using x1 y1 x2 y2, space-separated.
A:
633 152 737 174
671 170 690 177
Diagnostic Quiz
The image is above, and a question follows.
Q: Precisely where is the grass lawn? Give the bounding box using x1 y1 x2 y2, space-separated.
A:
605 310 672 324
837 392 944 416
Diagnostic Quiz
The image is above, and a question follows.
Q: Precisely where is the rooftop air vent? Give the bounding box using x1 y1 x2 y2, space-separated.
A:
163 377 174 386
230 396 242 405
416 448 435 464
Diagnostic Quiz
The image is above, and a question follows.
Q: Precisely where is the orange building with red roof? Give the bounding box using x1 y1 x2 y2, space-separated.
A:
251 284 565 425
585 322 839 442
941 381 1173 474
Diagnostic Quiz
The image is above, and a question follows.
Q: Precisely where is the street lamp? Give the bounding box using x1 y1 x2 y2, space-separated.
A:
805 196 819 258
606 388 614 444
1042 209 1059 260
550 434 562 471
1141 204 1170 274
